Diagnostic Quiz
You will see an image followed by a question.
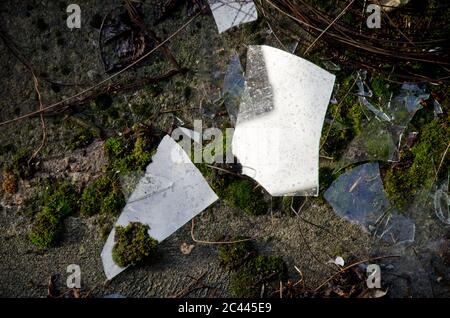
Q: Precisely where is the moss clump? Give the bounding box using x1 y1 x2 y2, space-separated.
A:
218 239 287 298
281 196 294 216
218 239 256 271
321 75 363 159
80 130 158 217
270 196 298 216
229 256 287 298
195 163 269 215
383 119 450 208
8 149 34 179
105 137 126 159
319 167 334 192
80 175 125 216
105 135 153 173
67 127 94 151
112 222 158 268
252 255 286 280
29 182 78 248
223 179 268 216
370 76 392 101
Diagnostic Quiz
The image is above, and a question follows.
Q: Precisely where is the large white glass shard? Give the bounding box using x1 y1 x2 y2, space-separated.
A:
232 45 336 196
101 136 218 280
207 0 258 34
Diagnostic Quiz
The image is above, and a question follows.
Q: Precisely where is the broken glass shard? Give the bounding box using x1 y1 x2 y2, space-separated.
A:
433 99 443 117
340 78 429 166
222 54 245 125
287 41 299 54
377 214 415 245
435 179 450 225
340 120 398 166
101 135 218 280
325 163 389 226
330 83 340 104
322 60 341 72
232 45 336 196
207 0 258 34
324 162 415 245
356 70 373 98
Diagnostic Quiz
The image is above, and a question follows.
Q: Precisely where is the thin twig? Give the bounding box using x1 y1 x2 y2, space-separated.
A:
29 74 47 163
190 218 254 245
303 0 355 55
434 142 450 184
170 272 210 298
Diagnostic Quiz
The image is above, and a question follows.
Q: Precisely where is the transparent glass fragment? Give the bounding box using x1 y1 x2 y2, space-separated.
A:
434 179 450 225
330 83 340 104
194 26 227 119
222 54 245 125
433 99 443 117
286 41 299 54
340 120 398 166
341 76 429 166
377 214 415 245
236 47 275 122
207 0 258 34
232 45 336 196
101 136 218 280
324 163 389 226
322 60 341 72
324 162 415 245
356 70 373 98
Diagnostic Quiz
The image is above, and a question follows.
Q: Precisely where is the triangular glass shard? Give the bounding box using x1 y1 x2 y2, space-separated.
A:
101 136 218 280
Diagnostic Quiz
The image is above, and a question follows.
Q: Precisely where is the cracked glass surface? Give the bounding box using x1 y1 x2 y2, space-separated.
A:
208 0 258 34
325 162 415 245
340 75 429 167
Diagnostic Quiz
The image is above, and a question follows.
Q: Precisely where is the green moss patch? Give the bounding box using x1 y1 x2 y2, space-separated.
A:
29 182 78 248
230 255 287 298
7 149 34 179
383 118 450 209
80 175 125 216
112 222 158 268
223 179 268 216
218 239 256 271
218 239 287 298
320 75 363 160
79 129 160 217
67 126 94 151
105 135 154 173
196 164 269 216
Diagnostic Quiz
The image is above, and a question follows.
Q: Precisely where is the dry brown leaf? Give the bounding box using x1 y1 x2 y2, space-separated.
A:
180 242 195 255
